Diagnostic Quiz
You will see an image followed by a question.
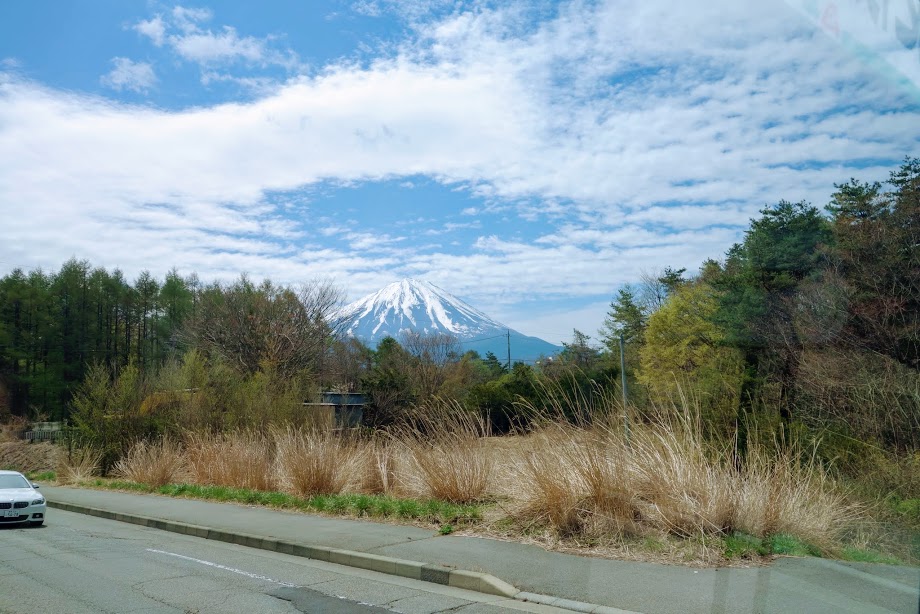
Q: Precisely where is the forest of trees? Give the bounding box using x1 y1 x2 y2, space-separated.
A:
0 263 195 419
602 158 920 463
0 158 917 480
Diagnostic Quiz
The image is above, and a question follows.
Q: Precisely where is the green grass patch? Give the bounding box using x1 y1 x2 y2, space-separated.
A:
768 534 822 557
842 547 903 565
373 497 397 517
722 532 827 560
81 478 482 525
892 498 920 523
723 532 770 559
396 498 421 519
27 471 56 482
308 494 329 512
103 479 153 492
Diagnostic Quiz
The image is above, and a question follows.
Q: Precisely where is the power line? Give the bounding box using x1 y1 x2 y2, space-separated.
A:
456 333 508 345
458 329 562 346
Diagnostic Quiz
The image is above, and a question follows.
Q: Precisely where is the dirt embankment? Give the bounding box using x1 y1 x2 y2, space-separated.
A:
0 441 61 473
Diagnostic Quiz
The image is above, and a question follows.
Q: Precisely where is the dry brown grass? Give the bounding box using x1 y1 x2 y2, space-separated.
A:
399 400 494 503
1 441 61 474
185 430 277 491
113 437 187 487
509 426 644 538
731 443 860 549
57 446 103 484
505 406 859 547
626 414 735 537
511 427 585 535
92 396 858 556
0 416 28 443
360 439 398 495
275 427 364 496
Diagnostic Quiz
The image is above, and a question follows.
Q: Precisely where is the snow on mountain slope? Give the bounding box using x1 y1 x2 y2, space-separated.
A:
337 279 560 362
340 279 505 338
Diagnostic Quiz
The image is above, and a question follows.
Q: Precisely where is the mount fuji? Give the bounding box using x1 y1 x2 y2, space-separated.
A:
337 279 561 363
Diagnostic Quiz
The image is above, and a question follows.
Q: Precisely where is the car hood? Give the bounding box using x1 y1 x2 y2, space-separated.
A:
0 488 39 501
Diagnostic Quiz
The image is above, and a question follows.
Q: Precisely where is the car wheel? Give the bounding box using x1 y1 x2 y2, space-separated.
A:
29 520 43 527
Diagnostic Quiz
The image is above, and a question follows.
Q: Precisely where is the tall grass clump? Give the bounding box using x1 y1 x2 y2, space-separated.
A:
275 427 364 496
113 437 187 488
509 424 646 539
508 393 860 547
731 441 861 549
626 410 735 537
399 400 493 503
56 446 103 484
185 430 277 491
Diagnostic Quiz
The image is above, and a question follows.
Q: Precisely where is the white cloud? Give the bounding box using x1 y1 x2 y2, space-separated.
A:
345 231 406 251
200 71 279 94
132 6 301 78
352 1 382 18
622 204 755 230
172 26 268 64
424 220 482 235
134 16 166 46
99 58 157 92
171 6 213 33
3 0 919 336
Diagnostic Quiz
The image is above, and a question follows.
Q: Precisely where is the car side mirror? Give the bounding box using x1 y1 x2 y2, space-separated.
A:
32 484 40 489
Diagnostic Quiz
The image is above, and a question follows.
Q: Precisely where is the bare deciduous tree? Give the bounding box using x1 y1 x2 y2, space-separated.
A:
400 331 461 401
184 276 344 379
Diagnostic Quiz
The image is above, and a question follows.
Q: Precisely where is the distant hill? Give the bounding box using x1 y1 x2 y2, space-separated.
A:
337 279 561 363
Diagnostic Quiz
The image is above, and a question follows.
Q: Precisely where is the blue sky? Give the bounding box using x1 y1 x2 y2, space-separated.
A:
1 0 918 345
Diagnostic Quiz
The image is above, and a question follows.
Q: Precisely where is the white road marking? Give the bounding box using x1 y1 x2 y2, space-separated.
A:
146 548 298 588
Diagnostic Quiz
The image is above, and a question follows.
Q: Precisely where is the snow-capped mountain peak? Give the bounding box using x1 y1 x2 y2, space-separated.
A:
339 279 506 338
337 279 561 362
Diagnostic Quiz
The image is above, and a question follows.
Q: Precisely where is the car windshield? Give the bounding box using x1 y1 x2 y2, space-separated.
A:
0 474 31 489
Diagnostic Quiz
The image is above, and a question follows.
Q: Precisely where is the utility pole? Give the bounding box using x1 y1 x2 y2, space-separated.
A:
619 333 630 443
506 329 511 371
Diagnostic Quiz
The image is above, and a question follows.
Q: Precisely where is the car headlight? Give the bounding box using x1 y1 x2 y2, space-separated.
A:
31 497 45 505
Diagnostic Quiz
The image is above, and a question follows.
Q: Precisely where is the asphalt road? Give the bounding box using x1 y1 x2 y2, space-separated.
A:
0 510 565 614
41 486 920 614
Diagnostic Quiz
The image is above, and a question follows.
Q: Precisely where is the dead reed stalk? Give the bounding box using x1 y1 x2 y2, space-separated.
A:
360 438 398 494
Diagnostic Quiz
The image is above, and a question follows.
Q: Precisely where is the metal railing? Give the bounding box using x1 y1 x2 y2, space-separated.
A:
20 429 72 443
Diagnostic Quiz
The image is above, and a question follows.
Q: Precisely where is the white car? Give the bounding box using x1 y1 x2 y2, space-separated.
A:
0 470 46 527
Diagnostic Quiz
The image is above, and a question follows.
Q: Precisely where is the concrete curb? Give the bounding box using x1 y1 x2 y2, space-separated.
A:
50 499 633 613
49 500 499 592
516 592 637 614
